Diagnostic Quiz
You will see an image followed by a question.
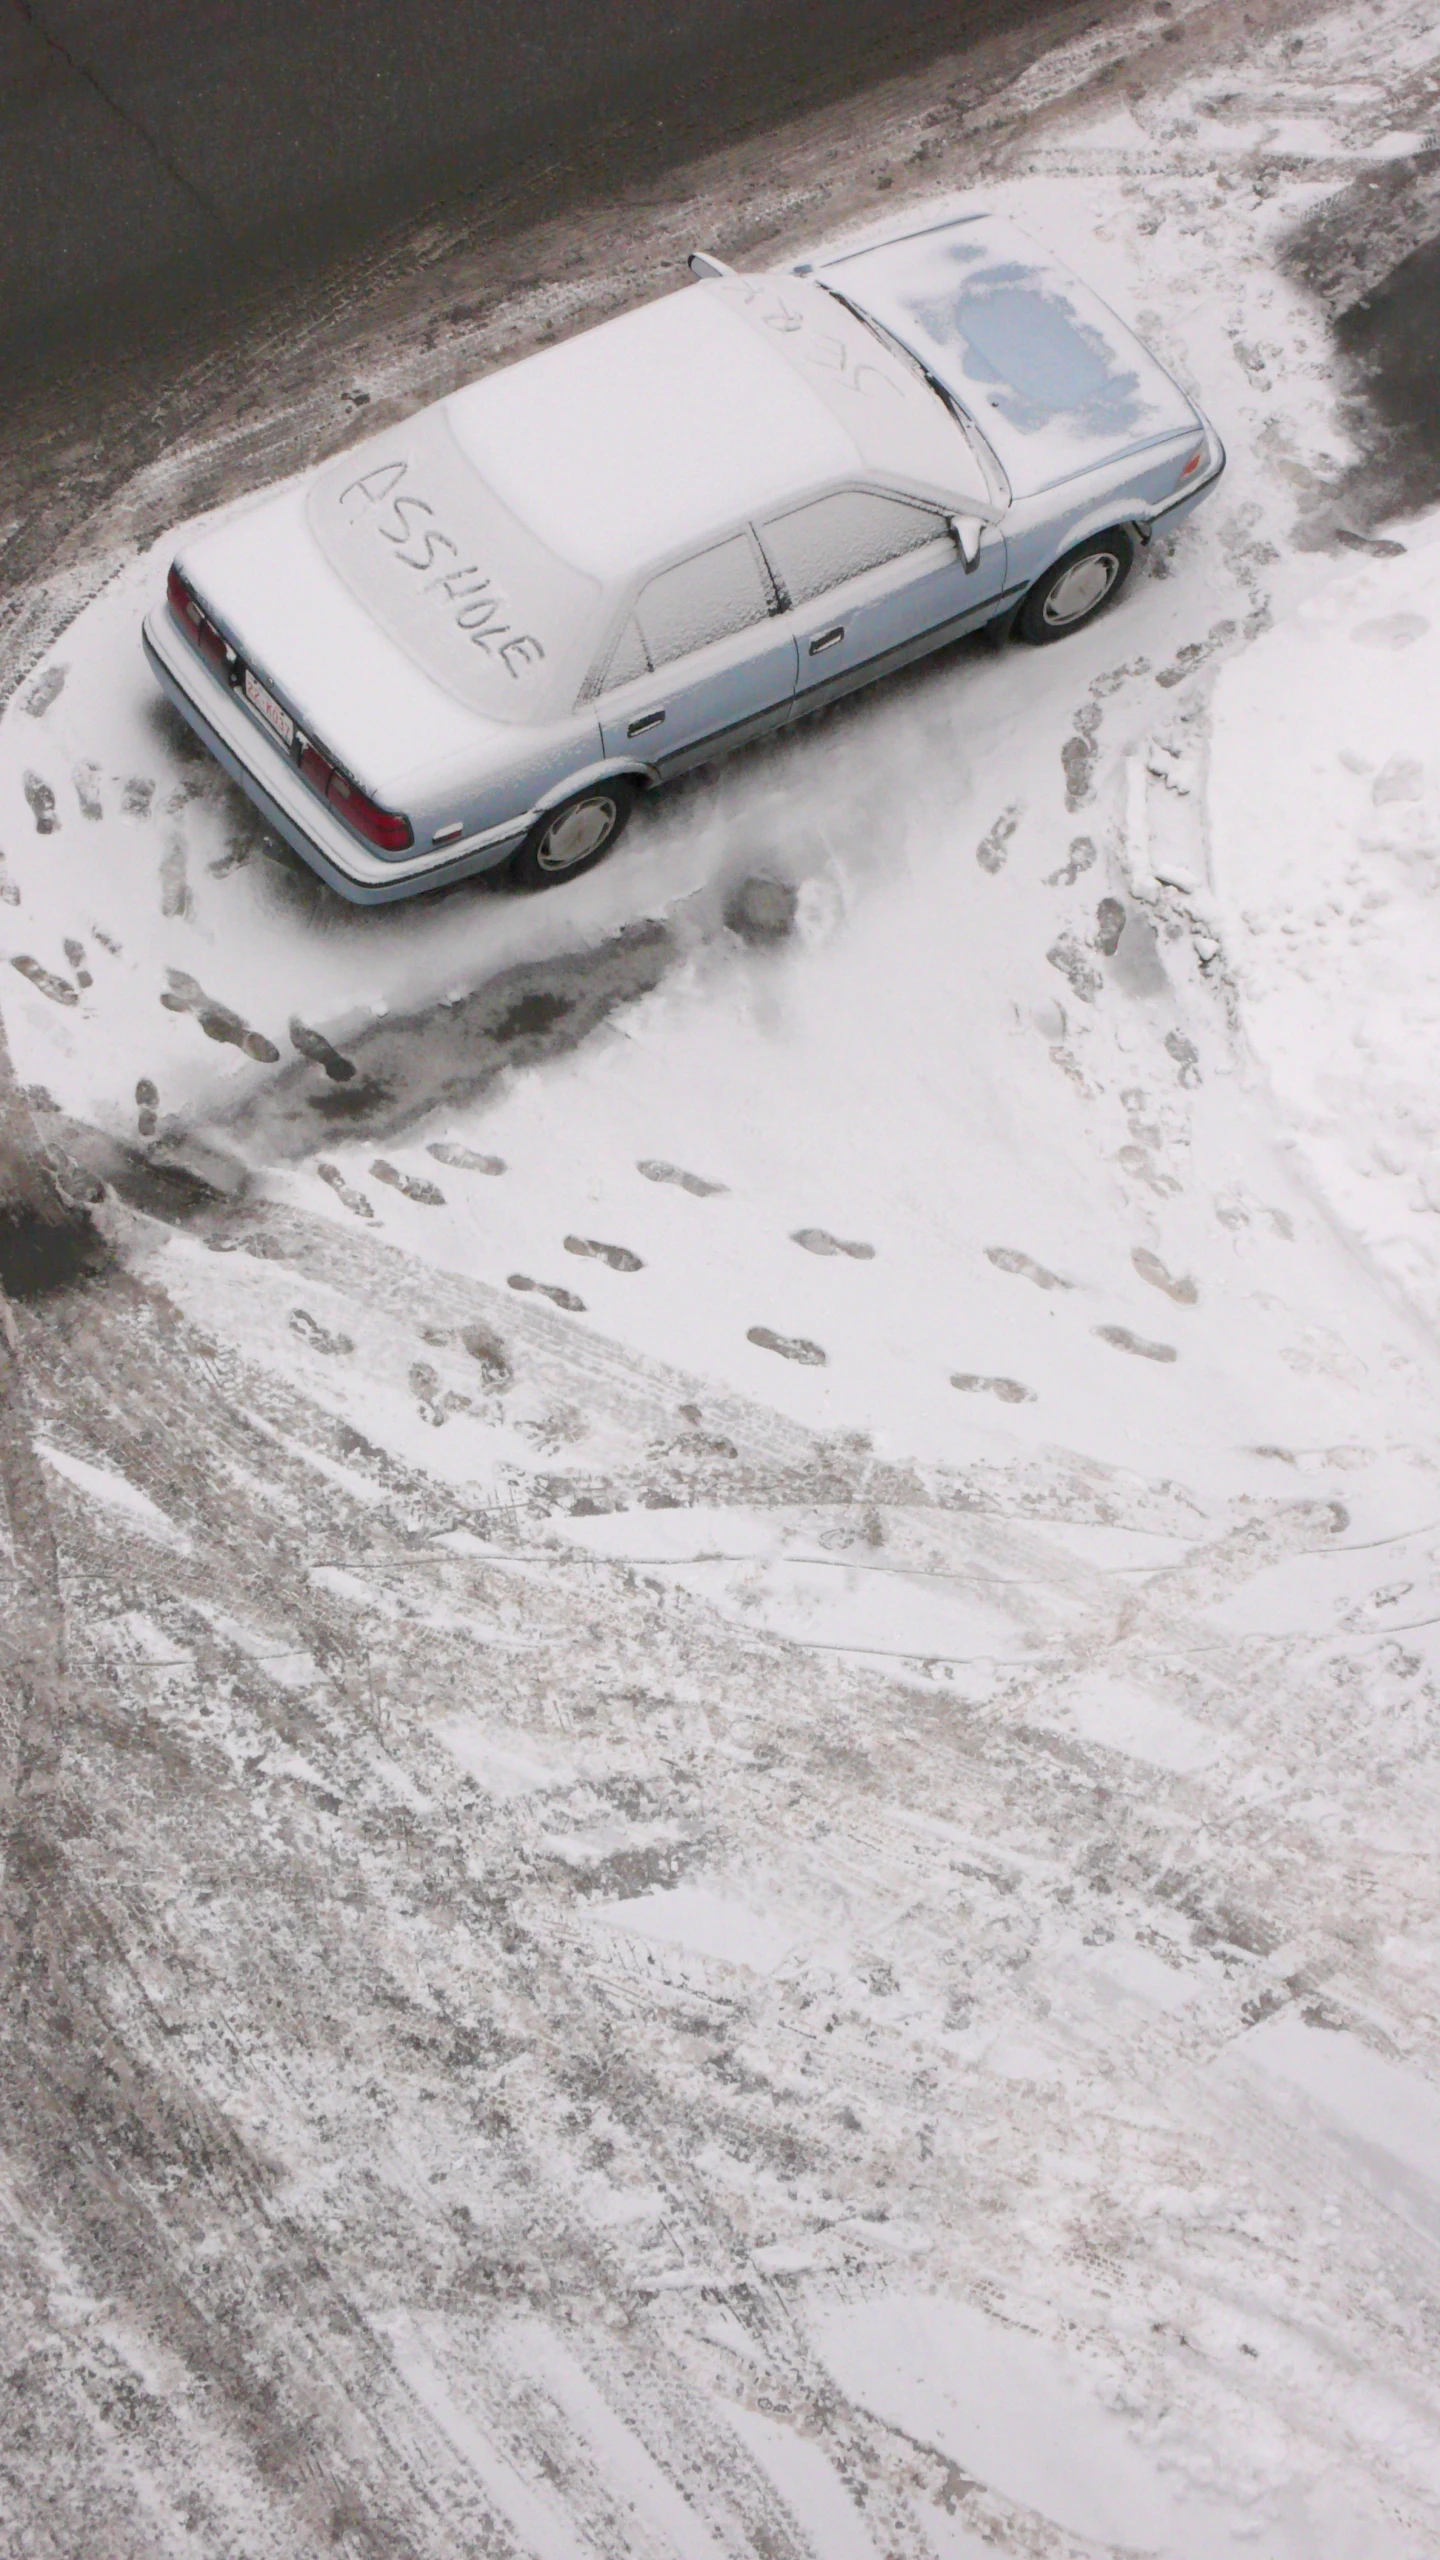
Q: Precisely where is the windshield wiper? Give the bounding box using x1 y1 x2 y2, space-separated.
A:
811 279 1011 513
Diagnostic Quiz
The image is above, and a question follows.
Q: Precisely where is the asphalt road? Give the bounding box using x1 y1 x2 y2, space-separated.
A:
4 0 1070 376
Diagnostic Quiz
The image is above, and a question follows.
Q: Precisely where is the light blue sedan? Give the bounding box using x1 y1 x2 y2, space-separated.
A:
144 211 1224 903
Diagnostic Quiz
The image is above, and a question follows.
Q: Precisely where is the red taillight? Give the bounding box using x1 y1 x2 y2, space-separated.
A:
167 561 230 673
327 770 413 853
167 560 411 854
1178 446 1204 482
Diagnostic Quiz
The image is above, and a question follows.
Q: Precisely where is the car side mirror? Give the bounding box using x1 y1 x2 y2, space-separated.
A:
948 514 984 569
688 251 737 281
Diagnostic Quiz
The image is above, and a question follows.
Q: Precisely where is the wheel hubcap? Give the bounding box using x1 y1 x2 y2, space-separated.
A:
536 795 617 871
1043 552 1119 626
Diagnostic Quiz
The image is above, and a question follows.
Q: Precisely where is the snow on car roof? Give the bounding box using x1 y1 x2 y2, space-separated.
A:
821 215 1198 499
443 281 990 582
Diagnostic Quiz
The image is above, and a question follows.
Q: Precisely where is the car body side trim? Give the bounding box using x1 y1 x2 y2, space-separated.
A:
787 581 1028 718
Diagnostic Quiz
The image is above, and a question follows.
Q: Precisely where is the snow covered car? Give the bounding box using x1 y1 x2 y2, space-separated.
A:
144 213 1224 905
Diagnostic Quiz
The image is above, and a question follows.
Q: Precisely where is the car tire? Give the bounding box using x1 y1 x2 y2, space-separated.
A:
1017 529 1135 645
509 779 636 892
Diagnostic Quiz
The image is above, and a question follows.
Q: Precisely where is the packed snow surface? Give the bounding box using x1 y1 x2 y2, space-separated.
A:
1211 515 1440 1343
6 0 1440 2550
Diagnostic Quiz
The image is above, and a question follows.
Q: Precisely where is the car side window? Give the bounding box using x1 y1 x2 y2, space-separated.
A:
634 534 772 672
599 616 651 690
759 489 948 608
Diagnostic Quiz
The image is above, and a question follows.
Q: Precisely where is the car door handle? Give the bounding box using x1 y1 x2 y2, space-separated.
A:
808 626 845 655
628 708 665 736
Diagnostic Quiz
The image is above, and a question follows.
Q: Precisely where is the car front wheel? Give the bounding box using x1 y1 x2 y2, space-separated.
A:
1017 529 1135 645
510 780 636 892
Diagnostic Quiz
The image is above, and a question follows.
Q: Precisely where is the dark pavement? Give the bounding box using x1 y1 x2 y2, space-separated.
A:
4 0 1066 374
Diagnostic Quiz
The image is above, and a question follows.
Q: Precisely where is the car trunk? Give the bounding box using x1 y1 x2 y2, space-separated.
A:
173 482 504 804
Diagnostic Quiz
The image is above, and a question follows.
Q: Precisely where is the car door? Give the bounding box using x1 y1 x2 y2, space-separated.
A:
757 487 1009 716
596 531 798 778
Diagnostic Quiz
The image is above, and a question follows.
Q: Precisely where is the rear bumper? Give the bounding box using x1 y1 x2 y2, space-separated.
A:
142 608 529 905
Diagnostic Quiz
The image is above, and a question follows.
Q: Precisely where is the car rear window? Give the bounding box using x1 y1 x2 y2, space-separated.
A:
306 408 602 722
759 487 948 606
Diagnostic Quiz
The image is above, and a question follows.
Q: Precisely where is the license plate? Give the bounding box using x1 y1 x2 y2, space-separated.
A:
243 667 294 749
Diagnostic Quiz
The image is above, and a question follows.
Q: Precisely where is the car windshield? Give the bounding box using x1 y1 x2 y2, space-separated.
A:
306 408 603 722
714 272 998 516
810 278 1010 512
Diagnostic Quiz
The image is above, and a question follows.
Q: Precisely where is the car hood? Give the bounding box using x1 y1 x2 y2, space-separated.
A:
816 215 1200 500
174 480 519 800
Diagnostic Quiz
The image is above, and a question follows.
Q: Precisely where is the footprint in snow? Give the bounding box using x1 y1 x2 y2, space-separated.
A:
23 774 59 834
637 1158 727 1197
1118 1143 1182 1198
428 1140 505 1174
951 1372 1036 1404
0 859 18 908
1045 835 1096 887
290 1018 357 1082
73 761 103 820
564 1234 643 1272
1062 706 1101 809
409 1361 472 1425
23 667 67 718
135 1076 159 1138
317 1162 374 1219
986 1245 1071 1291
747 1325 826 1366
1047 935 1101 1004
93 929 121 955
290 1307 354 1356
1094 897 1126 957
461 1320 511 1388
976 804 1021 874
1155 620 1236 690
121 776 155 818
508 1273 585 1312
791 1228 875 1260
1165 1030 1201 1088
371 1159 445 1205
62 937 92 988
1095 1323 1176 1363
1131 1246 1197 1305
160 836 191 919
11 955 77 1006
160 967 279 1062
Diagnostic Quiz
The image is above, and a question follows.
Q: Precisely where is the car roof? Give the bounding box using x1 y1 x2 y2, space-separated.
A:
442 279 990 583
818 214 1199 499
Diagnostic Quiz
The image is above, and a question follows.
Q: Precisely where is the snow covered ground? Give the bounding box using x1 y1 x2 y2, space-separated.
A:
1210 514 1440 1340
5 0 1440 2553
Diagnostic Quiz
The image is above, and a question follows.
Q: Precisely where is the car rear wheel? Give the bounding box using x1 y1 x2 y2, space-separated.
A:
510 780 636 891
1017 529 1135 645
